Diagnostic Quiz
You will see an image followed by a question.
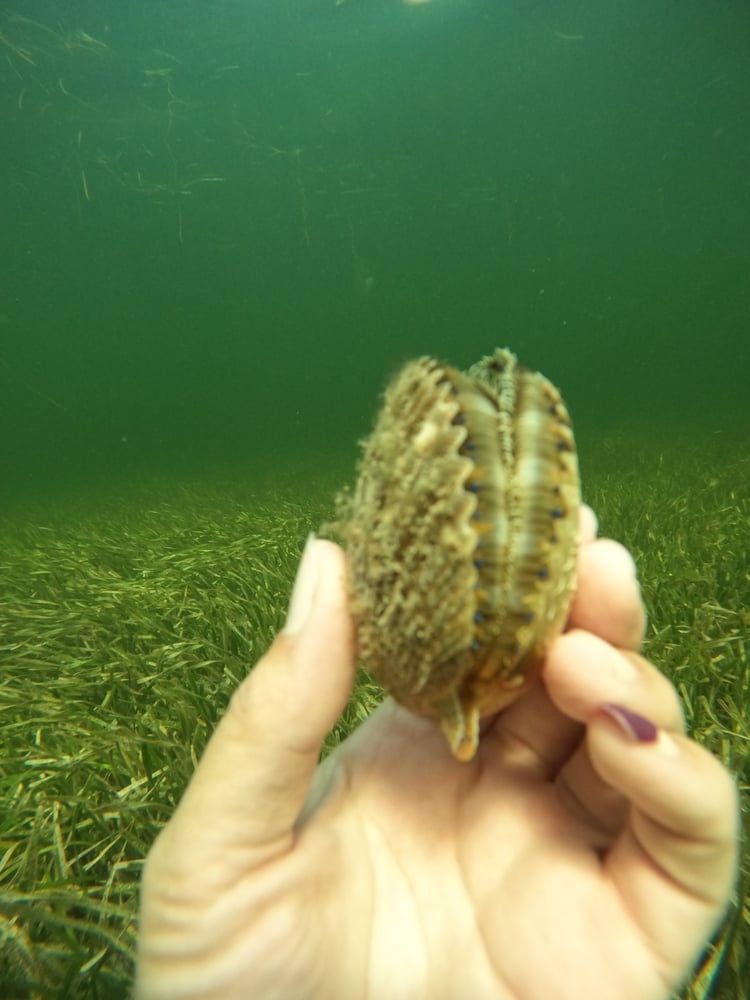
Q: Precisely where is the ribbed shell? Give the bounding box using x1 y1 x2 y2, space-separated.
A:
336 348 580 761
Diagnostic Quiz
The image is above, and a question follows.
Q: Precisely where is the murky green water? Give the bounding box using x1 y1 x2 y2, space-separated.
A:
2 0 748 503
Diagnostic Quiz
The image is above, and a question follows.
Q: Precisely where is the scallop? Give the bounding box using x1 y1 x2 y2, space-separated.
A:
334 348 580 761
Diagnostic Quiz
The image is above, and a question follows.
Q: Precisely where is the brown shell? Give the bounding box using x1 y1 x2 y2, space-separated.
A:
334 348 580 761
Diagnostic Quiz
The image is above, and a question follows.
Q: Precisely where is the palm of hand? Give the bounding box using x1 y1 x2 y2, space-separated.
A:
262 695 662 1000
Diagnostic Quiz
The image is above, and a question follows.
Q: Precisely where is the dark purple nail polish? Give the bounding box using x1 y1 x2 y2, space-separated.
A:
598 703 658 743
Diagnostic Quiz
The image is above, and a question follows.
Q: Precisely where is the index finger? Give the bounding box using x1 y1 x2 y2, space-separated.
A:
589 710 739 983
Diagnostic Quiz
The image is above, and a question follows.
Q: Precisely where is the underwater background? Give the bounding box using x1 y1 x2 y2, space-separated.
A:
1 0 749 500
1 0 748 996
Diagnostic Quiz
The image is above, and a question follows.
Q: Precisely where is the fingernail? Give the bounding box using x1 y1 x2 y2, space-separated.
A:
598 702 658 743
284 534 320 636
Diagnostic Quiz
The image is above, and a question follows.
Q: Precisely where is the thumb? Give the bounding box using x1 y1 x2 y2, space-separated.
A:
163 537 355 867
589 705 739 984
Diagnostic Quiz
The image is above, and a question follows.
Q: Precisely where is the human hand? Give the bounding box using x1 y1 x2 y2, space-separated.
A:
136 510 738 1000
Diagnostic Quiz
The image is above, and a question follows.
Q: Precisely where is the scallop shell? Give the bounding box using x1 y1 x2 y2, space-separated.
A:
335 348 580 762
